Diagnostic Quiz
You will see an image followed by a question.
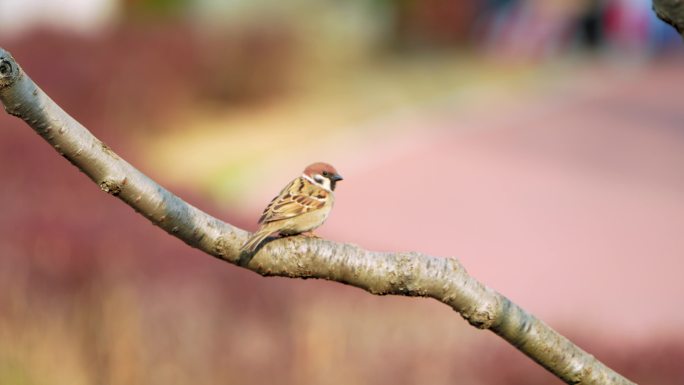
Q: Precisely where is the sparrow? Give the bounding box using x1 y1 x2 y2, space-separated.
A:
240 162 343 253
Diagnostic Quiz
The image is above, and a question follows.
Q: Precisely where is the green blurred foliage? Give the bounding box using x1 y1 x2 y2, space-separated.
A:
123 0 190 18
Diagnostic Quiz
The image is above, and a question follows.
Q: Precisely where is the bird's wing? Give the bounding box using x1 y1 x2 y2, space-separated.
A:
258 177 329 224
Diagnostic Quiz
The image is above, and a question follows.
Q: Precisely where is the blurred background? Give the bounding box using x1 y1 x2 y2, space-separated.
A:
0 0 683 384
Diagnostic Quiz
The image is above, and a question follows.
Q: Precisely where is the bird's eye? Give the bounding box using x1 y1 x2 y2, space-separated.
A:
322 171 329 177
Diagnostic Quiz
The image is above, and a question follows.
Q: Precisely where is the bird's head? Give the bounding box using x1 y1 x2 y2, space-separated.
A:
303 162 343 191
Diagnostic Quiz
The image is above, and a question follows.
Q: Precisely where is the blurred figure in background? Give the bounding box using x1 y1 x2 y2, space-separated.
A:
575 0 608 51
603 0 681 55
479 0 581 60
477 0 680 59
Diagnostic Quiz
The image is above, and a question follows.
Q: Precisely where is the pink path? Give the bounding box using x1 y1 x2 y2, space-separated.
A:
314 60 684 339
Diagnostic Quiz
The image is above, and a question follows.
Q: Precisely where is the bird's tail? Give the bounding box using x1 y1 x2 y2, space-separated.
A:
240 227 274 253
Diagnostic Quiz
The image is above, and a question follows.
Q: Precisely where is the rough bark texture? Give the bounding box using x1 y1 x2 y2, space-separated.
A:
653 0 684 35
0 48 636 385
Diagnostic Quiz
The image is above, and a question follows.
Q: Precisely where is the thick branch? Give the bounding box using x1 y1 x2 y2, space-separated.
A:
653 0 684 36
0 48 635 385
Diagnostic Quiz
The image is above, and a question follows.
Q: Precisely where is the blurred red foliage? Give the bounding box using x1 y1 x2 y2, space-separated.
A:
4 21 294 138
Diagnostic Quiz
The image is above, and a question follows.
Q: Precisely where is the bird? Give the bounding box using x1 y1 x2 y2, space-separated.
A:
240 162 343 253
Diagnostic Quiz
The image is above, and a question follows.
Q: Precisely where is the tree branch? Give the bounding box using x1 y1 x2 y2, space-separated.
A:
0 48 635 385
653 0 684 36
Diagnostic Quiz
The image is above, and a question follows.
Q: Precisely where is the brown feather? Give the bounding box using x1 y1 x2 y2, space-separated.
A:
258 177 328 224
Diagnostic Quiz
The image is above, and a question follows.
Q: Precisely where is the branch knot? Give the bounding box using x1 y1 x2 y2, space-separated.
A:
0 49 20 89
100 178 123 195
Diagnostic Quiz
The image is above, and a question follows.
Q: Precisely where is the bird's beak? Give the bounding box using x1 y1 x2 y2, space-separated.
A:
329 174 343 191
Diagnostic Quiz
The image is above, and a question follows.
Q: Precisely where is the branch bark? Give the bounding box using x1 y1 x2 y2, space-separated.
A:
0 48 635 385
653 0 684 36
